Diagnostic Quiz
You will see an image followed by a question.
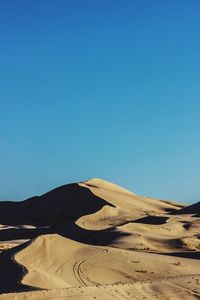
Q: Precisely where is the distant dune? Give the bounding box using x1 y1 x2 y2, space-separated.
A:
176 201 200 216
0 178 200 299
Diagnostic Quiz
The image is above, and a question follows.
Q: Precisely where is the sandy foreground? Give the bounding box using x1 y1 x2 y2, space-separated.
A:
0 178 200 299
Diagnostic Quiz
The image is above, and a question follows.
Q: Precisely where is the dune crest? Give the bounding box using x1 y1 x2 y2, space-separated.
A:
82 178 136 194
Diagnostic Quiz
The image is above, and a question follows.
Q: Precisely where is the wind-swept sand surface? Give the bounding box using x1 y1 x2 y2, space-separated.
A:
0 178 200 299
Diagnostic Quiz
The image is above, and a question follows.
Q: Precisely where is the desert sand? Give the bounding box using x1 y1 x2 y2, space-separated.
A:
0 178 200 299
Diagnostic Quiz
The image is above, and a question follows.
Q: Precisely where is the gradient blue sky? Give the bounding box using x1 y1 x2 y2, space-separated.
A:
0 1 200 203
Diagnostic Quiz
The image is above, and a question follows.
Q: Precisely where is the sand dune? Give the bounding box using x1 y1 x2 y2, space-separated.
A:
0 178 200 299
176 201 200 215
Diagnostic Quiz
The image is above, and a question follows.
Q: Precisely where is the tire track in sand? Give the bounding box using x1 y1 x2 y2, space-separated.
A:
73 248 108 286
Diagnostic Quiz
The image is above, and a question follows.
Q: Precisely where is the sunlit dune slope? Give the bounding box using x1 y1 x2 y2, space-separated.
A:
15 233 200 290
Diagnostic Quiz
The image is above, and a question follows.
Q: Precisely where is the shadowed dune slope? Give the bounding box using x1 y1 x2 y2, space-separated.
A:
176 201 200 215
0 183 114 226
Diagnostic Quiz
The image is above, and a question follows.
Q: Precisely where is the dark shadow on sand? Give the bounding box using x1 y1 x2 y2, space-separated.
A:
0 184 114 227
159 251 200 260
170 201 200 216
132 216 168 225
0 241 39 293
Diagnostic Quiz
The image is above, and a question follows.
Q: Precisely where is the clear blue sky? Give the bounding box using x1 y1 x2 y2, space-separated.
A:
0 1 200 203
